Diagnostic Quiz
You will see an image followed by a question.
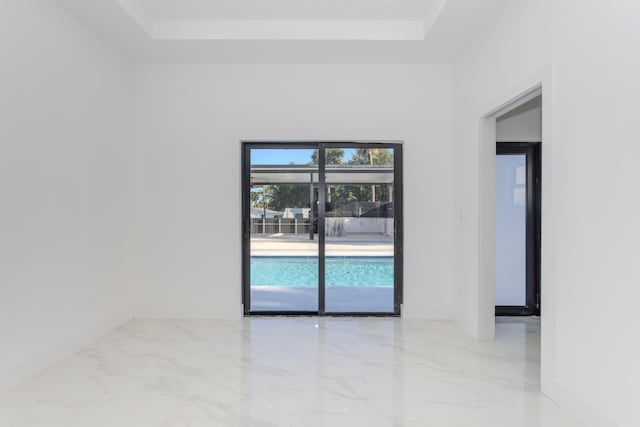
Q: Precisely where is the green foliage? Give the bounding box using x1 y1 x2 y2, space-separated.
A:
310 148 344 165
329 184 391 204
260 185 310 212
349 148 393 166
339 149 394 202
249 190 260 206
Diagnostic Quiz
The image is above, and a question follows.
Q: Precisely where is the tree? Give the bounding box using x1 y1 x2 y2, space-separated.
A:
251 186 275 210
349 148 393 167
347 148 394 202
265 184 311 212
249 190 260 207
310 148 344 165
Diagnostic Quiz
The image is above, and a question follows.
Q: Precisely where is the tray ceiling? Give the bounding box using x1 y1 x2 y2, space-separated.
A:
57 0 509 63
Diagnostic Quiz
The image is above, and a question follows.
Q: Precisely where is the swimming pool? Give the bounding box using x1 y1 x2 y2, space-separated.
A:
250 256 393 287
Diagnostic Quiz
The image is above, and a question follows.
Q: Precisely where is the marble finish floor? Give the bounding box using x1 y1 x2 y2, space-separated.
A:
0 317 583 427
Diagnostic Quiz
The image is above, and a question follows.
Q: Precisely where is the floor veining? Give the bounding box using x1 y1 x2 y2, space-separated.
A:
0 317 583 426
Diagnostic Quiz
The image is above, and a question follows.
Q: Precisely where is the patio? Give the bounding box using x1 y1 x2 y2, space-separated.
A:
250 232 394 256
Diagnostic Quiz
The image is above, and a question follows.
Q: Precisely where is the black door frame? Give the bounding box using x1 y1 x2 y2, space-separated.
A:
495 141 541 316
241 141 403 316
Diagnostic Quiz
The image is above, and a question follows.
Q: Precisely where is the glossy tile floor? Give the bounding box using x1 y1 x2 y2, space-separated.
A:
0 317 583 427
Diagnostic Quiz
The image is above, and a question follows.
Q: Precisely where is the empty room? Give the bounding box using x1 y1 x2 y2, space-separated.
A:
1 0 638 426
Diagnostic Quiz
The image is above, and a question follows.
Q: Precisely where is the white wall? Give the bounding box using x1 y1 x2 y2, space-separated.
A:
452 0 549 342
129 64 455 319
496 96 541 142
453 0 640 426
0 0 131 394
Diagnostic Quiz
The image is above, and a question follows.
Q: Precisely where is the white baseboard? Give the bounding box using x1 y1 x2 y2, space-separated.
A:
0 308 133 397
543 377 618 427
132 305 242 320
401 304 452 319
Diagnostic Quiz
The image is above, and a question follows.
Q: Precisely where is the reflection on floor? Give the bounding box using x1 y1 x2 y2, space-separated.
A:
0 317 583 426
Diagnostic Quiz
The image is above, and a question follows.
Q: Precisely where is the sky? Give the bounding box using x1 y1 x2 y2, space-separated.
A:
251 148 358 165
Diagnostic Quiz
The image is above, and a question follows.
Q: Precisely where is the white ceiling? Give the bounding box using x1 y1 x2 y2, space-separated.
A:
137 0 434 21
57 0 509 63
116 0 445 41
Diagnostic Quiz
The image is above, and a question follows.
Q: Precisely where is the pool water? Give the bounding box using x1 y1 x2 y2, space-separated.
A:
250 256 393 287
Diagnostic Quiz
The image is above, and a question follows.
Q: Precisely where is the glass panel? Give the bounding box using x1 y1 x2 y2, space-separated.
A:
495 154 527 306
324 147 395 313
249 148 318 312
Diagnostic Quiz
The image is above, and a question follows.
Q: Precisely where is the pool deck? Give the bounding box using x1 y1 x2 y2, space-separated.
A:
250 286 394 312
251 233 393 256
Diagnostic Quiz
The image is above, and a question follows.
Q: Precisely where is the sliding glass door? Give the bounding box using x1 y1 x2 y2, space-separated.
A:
245 146 319 313
242 142 402 315
495 142 541 316
322 146 397 313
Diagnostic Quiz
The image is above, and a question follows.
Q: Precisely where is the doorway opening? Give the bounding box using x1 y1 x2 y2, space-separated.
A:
491 93 544 393
241 141 403 316
493 95 542 318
